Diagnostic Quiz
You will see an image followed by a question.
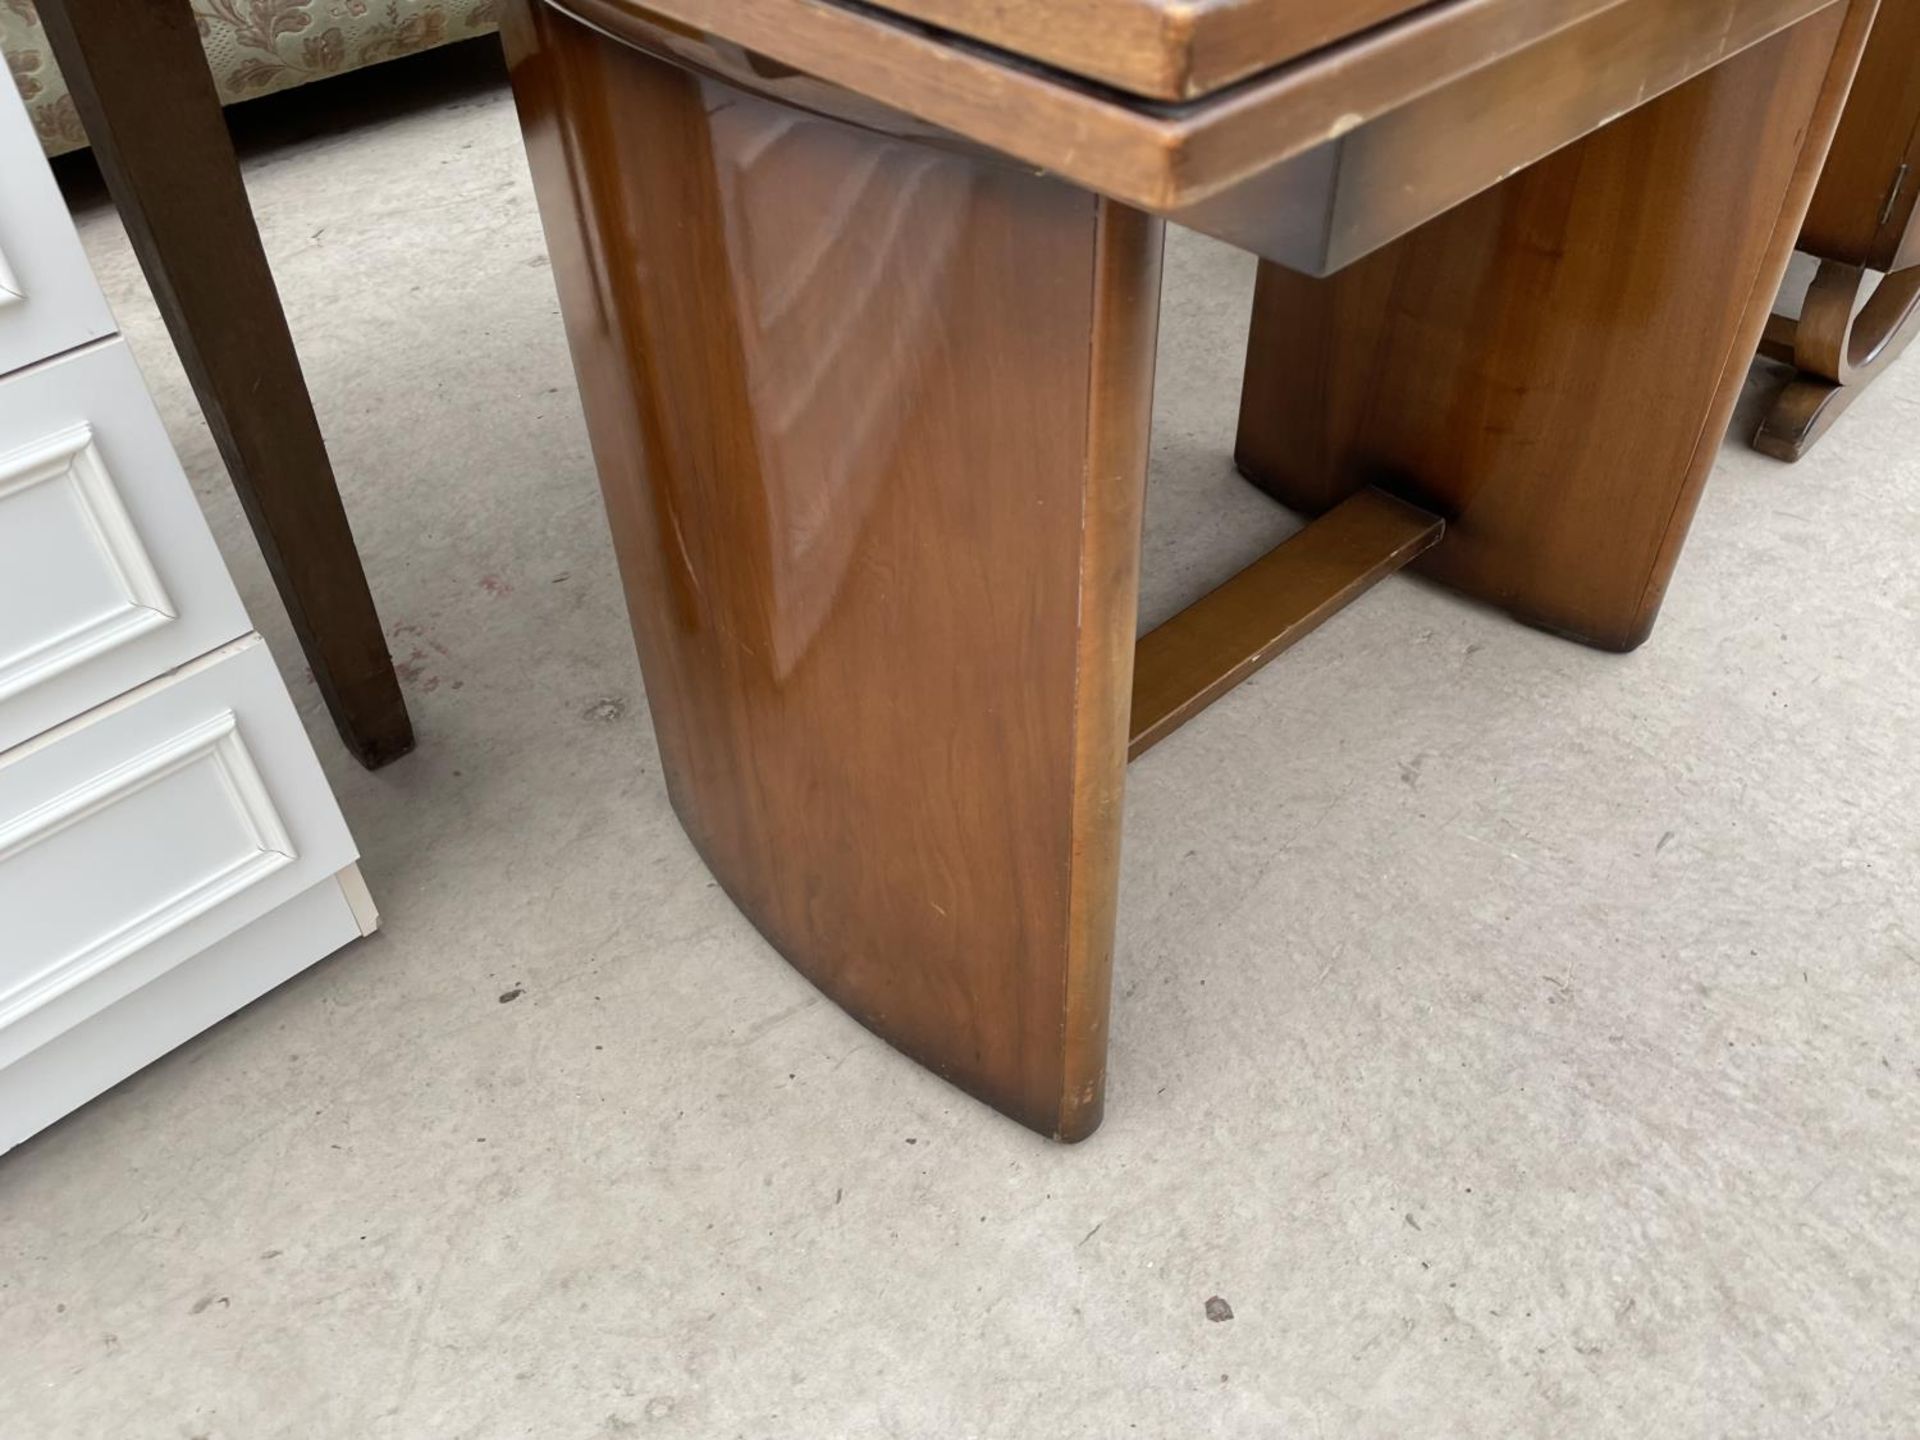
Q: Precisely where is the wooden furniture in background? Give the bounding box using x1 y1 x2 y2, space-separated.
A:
502 0 1876 1138
1756 0 1920 460
32 0 414 767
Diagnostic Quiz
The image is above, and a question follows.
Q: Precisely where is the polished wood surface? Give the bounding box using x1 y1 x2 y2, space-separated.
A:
1761 261 1920 384
502 0 1163 1139
1756 262 1920 459
542 0 1832 271
1799 0 1920 271
1236 3 1874 651
857 0 1434 100
505 0 1878 1134
33 0 412 768
1757 0 1920 459
1173 0 1837 273
1130 490 1442 760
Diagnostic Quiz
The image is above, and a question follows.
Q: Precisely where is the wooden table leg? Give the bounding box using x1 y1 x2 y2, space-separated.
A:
33 0 414 768
1235 1 1876 652
1755 259 1920 460
503 0 1160 1139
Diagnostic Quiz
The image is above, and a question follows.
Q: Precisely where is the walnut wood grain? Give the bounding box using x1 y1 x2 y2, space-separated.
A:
503 0 1877 1134
1170 0 1839 273
541 0 1836 244
1236 2 1875 651
1129 490 1442 760
501 0 1162 1139
1799 0 1920 272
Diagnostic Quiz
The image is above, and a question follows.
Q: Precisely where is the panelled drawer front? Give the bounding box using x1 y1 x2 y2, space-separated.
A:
0 339 250 750
0 637 358 1066
0 74 115 377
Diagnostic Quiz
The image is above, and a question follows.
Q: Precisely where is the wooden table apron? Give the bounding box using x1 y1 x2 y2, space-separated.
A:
498 0 1877 1138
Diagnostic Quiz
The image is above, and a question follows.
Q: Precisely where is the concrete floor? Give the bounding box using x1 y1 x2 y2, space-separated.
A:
3 43 1917 1439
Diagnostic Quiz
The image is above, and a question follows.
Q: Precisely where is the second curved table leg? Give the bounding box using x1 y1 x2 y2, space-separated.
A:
1235 5 1869 652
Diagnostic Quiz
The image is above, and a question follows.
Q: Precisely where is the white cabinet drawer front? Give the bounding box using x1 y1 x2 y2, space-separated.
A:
0 74 115 376
0 638 358 1066
0 424 172 698
0 874 367 1155
0 340 249 749
0 711 291 997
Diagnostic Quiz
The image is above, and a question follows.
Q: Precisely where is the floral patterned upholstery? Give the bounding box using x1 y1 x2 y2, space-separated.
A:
2 0 498 155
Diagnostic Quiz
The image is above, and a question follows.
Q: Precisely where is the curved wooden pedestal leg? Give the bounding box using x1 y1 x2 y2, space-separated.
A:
1755 260 1920 461
501 0 1161 1139
1235 5 1873 652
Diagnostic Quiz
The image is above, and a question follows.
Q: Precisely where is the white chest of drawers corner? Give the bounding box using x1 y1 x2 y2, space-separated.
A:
0 73 375 1155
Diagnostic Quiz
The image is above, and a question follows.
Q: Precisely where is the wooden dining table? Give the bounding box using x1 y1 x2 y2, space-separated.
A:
492 0 1878 1138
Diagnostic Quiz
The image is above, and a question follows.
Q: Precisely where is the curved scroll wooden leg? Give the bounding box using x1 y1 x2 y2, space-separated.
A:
1755 260 1920 461
1234 3 1874 652
500 0 1161 1139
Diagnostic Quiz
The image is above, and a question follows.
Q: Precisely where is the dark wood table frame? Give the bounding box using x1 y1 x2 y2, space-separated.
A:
33 0 413 768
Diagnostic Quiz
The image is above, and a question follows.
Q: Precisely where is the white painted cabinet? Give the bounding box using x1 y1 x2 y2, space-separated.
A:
0 74 373 1154
0 59 113 376
0 340 251 748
